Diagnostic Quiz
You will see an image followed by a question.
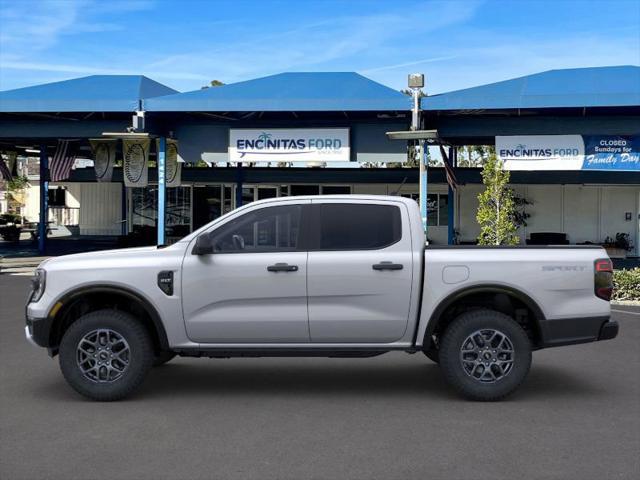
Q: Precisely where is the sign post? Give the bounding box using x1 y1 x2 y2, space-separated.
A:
408 73 427 236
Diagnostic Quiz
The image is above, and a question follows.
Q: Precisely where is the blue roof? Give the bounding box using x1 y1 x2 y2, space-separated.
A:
422 66 640 111
145 72 411 112
0 75 178 113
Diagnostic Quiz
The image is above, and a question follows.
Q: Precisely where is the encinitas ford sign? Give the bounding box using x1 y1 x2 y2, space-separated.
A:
229 128 350 162
497 135 640 171
497 135 585 170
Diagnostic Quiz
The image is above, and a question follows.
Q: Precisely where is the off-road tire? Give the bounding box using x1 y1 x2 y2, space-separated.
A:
153 351 176 367
59 309 154 401
439 309 532 401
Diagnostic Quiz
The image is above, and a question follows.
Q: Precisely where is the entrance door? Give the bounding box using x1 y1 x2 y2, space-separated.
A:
182 201 310 343
306 200 414 343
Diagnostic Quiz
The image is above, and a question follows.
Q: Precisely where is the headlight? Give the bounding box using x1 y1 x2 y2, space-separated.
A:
30 269 46 303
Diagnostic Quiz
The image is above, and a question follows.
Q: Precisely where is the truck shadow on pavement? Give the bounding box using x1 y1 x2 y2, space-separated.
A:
31 360 607 402
127 360 606 402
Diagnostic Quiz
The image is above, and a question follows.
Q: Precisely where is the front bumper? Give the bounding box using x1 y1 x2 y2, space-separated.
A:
25 314 53 349
540 316 619 348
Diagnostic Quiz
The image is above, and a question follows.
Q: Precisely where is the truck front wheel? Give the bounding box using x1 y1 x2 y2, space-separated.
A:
439 309 531 401
58 309 154 401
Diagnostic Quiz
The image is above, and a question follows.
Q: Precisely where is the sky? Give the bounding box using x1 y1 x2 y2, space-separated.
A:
0 0 639 94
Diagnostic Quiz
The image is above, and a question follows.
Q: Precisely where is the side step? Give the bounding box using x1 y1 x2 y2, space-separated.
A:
174 348 391 359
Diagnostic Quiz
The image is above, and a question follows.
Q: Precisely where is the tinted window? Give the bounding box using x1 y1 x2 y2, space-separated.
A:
318 204 401 250
211 205 301 253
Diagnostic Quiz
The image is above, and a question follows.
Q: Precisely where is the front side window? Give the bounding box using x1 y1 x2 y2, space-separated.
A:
210 204 301 253
317 203 401 250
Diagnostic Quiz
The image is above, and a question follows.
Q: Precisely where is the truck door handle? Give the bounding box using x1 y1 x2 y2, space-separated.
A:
372 262 403 271
267 263 299 272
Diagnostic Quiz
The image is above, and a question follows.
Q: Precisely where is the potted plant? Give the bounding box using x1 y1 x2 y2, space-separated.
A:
602 233 633 259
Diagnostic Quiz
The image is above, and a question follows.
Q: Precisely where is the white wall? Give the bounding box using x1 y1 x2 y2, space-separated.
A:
78 182 122 235
456 184 639 255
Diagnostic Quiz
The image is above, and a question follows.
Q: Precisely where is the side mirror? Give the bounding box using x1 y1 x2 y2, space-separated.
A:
192 233 214 255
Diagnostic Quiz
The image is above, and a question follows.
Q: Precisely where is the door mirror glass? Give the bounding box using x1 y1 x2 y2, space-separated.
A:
192 232 214 255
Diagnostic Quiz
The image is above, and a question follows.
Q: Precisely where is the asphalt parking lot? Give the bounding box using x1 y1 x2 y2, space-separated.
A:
1 274 639 480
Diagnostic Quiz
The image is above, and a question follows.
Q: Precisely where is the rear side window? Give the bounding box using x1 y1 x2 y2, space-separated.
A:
317 203 402 250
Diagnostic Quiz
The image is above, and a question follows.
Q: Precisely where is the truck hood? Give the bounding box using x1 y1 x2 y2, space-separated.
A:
39 245 182 271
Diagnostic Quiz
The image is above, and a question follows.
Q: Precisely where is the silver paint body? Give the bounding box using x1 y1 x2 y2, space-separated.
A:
27 195 610 351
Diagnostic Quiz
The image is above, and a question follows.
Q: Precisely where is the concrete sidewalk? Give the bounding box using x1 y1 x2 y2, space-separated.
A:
0 256 48 274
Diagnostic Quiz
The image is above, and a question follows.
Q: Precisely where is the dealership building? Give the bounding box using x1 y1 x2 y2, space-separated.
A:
0 66 639 256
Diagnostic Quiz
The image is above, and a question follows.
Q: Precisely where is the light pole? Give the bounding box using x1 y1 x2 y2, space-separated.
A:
408 73 427 237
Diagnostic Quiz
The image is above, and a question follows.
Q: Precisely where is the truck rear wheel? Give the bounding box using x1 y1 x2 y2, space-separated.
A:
58 309 154 401
439 309 531 401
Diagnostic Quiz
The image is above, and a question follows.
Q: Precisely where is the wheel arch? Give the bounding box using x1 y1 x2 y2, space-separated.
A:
422 284 546 349
48 284 169 355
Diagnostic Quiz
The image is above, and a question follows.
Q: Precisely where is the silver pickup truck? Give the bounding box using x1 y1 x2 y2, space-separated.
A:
25 195 618 401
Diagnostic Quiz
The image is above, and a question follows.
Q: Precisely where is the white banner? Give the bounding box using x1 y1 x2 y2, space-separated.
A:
122 138 149 187
90 139 116 182
229 128 350 163
496 135 585 170
156 138 181 187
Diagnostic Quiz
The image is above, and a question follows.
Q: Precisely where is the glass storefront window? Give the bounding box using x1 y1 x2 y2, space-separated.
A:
131 186 192 241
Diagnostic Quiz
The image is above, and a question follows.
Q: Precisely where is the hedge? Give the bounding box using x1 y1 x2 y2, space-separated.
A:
612 268 640 301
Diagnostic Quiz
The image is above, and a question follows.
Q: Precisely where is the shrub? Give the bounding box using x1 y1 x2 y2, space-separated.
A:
612 268 640 301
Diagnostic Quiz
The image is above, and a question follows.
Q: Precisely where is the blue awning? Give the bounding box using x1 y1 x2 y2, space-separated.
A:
422 66 640 111
145 72 411 112
0 75 178 113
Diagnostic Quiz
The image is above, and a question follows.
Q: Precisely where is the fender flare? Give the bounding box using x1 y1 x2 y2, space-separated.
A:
422 284 546 347
50 284 169 351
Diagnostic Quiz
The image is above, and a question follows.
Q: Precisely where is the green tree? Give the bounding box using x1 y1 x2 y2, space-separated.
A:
201 79 225 89
476 153 519 245
457 145 495 167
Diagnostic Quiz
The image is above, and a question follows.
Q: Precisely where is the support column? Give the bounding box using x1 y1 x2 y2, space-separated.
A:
447 146 456 245
419 140 428 239
235 163 243 208
38 145 48 255
157 137 166 246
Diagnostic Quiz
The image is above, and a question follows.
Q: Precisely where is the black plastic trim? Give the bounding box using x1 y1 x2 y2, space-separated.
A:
599 320 619 341
48 285 169 350
424 284 546 348
539 316 613 347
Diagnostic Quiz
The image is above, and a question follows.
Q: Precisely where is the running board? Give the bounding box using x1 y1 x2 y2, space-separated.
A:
174 348 393 359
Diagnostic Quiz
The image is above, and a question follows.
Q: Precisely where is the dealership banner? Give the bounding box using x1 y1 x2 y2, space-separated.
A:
122 138 149 187
497 135 640 171
156 138 181 187
582 136 640 171
229 128 350 163
496 135 585 170
90 139 116 182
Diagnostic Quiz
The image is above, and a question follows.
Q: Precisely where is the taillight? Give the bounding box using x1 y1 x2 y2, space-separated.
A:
594 258 613 301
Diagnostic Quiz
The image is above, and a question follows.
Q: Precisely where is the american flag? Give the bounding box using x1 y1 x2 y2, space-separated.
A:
439 145 458 190
49 140 78 182
0 157 12 181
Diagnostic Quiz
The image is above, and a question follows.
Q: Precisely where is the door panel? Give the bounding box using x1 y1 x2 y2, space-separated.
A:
307 201 413 343
182 201 310 343
182 252 309 343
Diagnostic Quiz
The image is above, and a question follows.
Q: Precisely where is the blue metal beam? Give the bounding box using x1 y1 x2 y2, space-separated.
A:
447 146 456 245
235 163 243 208
157 137 166 245
38 145 48 255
